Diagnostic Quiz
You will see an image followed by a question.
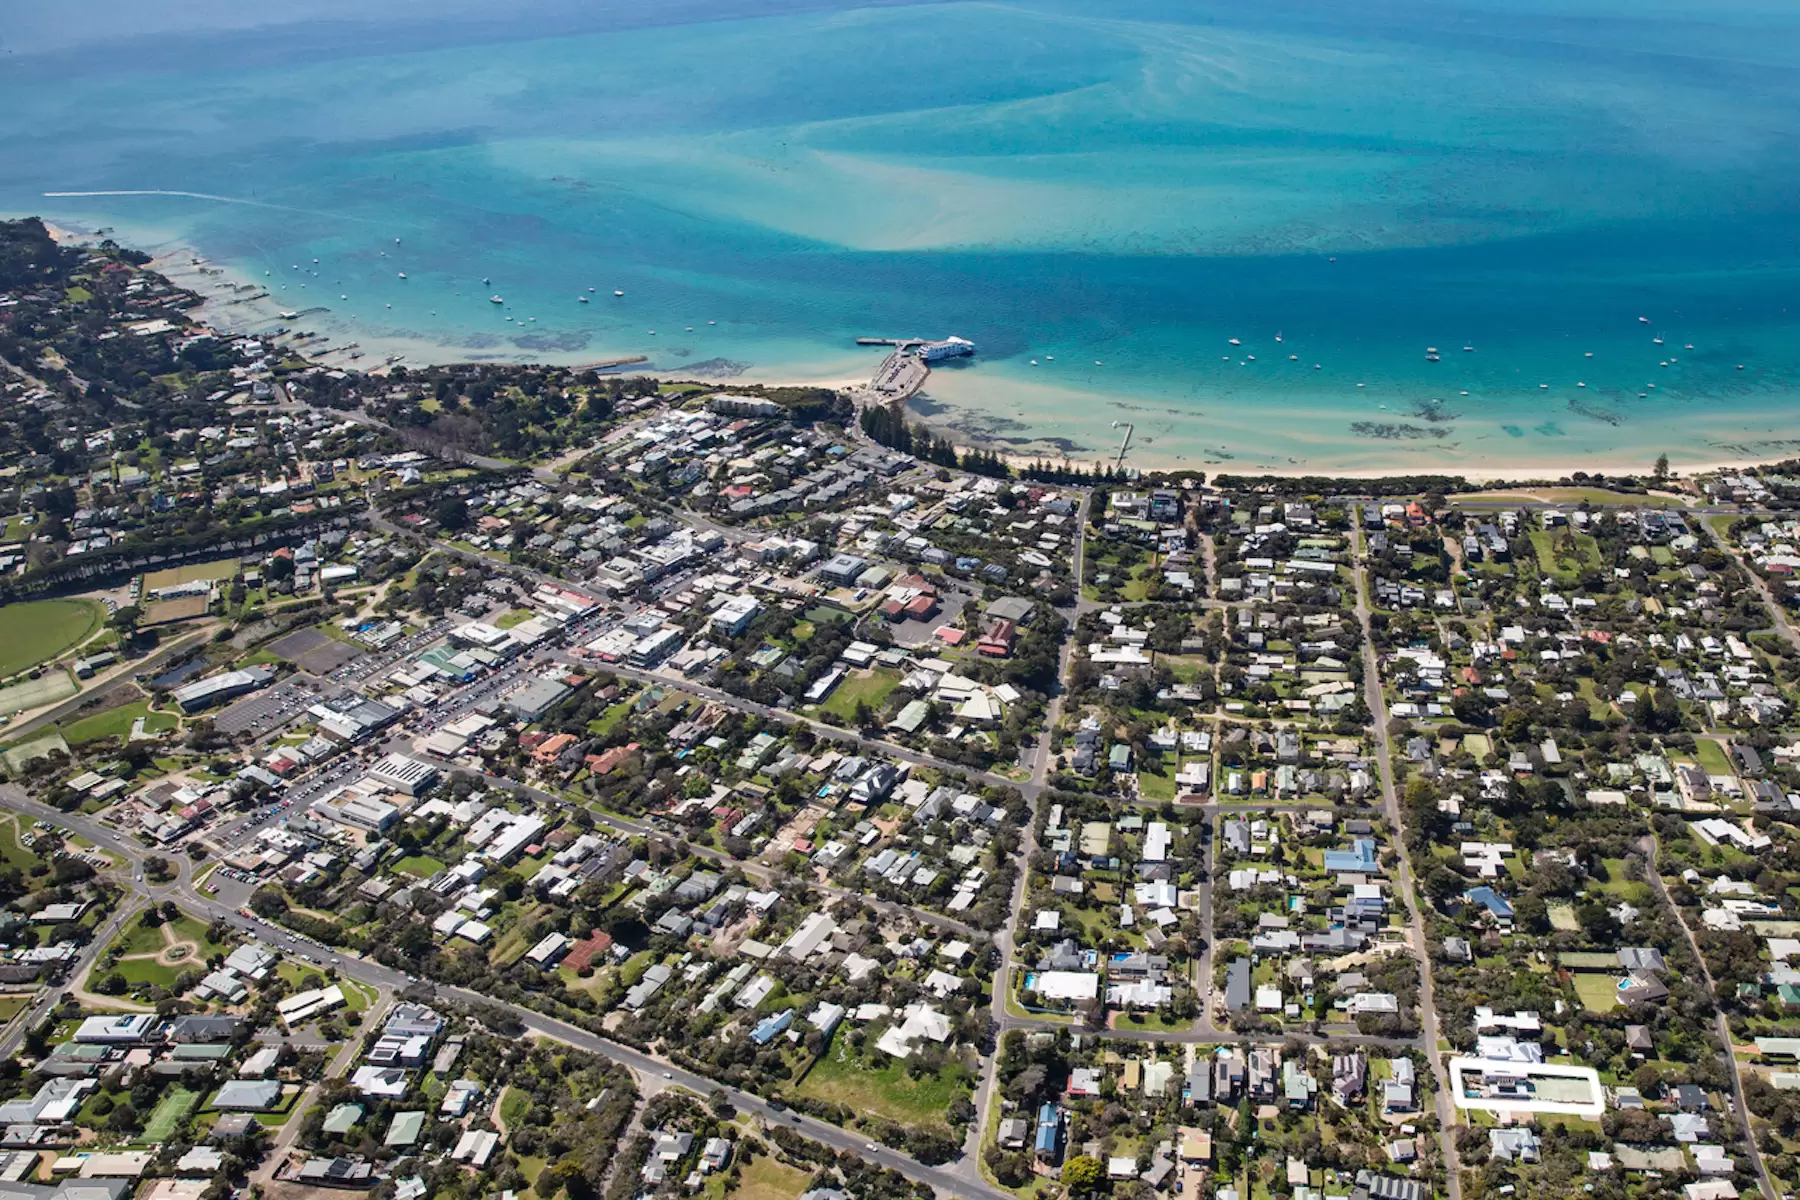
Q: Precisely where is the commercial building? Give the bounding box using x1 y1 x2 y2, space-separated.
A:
503 676 573 720
365 754 438 797
171 664 277 713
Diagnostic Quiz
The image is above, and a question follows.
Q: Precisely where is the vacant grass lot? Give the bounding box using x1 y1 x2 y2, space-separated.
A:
723 1154 811 1200
392 854 447 878
61 698 177 746
1526 529 1602 583
817 668 900 721
797 1030 969 1132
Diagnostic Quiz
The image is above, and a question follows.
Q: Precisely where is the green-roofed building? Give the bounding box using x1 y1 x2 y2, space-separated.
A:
322 1102 364 1135
385 1110 426 1147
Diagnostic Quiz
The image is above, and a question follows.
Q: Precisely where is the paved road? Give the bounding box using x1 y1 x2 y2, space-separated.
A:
966 490 1090 1172
0 787 1006 1200
1351 526 1463 1200
3 627 214 742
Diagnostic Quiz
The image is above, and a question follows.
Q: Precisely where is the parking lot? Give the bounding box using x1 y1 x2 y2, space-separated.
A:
330 619 452 685
269 627 362 676
213 679 327 736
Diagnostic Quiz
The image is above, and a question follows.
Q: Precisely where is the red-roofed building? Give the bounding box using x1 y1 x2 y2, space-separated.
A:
904 594 940 621
936 626 967 646
563 932 614 974
978 619 1017 658
586 742 641 776
531 733 578 764
879 600 905 622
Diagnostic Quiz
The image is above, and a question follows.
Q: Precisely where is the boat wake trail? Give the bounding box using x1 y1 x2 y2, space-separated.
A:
41 190 365 221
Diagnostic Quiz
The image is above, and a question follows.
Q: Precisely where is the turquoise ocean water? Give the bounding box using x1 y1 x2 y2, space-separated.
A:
5 0 1800 473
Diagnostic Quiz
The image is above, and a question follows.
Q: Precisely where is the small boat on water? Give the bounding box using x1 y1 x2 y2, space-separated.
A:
1653 336 1664 345
579 296 589 303
1640 316 1651 323
1289 354 1298 361
1228 337 1241 346
490 295 504 304
482 277 490 285
1463 345 1474 352
397 272 407 279
279 310 299 319
614 290 625 297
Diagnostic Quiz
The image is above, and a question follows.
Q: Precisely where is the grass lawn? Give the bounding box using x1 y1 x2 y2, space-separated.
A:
392 854 447 878
0 821 42 872
586 702 631 737
0 599 104 679
165 914 231 958
1576 677 1612 721
726 1154 812 1200
113 957 183 990
112 917 177 958
142 1086 200 1141
818 668 900 721
796 1030 970 1132
500 1085 530 1130
1572 972 1620 1013
1136 760 1177 801
1592 859 1651 903
340 978 379 1013
495 609 536 630
1693 739 1735 778
0 994 32 1024
1546 903 1580 933
61 698 158 746
1526 529 1601 582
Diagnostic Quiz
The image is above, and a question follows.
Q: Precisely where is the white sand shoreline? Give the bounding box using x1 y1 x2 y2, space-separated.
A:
36 222 1795 486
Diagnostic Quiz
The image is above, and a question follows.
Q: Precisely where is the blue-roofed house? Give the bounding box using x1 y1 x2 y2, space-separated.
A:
749 1009 795 1046
1323 838 1380 874
1465 886 1515 923
1034 1102 1064 1163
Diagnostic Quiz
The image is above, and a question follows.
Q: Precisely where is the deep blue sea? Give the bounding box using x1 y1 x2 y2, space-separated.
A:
5 0 1800 472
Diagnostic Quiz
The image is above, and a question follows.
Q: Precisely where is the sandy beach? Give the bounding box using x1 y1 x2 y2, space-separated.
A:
33 225 1793 489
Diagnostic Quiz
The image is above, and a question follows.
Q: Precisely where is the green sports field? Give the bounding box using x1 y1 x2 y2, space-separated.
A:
0 599 102 678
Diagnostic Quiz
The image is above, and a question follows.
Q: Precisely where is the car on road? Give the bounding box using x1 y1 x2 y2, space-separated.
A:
865 1143 878 1152
660 1071 672 1079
